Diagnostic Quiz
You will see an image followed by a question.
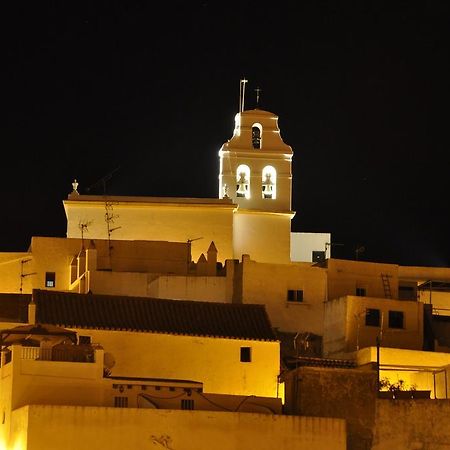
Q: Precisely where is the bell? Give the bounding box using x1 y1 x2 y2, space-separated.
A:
236 172 249 198
262 173 274 198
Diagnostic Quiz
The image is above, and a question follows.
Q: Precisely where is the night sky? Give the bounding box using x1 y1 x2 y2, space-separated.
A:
2 1 449 267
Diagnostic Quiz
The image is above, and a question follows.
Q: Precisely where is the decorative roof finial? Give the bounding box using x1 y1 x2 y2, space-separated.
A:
72 179 79 195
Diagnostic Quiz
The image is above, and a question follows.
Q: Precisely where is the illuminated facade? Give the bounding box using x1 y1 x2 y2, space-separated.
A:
2 103 450 448
0 331 345 450
63 108 327 265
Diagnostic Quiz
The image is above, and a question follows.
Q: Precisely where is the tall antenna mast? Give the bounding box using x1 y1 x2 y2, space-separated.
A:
104 201 121 267
78 220 92 250
239 78 248 112
20 259 36 293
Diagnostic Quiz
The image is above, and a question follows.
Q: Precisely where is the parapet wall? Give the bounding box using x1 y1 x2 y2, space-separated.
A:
9 405 346 450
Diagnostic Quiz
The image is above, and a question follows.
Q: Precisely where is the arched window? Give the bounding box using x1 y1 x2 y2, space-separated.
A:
252 123 262 149
262 166 276 199
236 164 250 198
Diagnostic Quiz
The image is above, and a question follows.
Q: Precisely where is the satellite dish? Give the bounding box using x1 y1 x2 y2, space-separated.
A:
104 352 116 370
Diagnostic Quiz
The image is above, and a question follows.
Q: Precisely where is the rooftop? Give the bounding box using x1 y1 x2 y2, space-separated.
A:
32 289 277 341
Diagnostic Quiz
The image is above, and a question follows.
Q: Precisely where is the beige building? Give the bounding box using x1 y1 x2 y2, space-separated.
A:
3 102 450 448
2 289 282 398
323 295 424 358
0 338 346 450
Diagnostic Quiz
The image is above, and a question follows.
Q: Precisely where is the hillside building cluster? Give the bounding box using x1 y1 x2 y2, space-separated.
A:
1 105 450 449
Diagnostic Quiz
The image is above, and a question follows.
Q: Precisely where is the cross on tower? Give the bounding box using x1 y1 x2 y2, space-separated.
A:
255 87 262 107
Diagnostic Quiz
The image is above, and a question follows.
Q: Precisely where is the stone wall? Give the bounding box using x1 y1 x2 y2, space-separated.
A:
283 366 377 450
373 399 450 449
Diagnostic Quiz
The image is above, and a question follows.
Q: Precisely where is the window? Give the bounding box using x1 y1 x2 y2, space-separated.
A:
312 251 325 263
240 346 251 362
45 272 56 288
389 311 404 329
181 399 194 410
236 164 250 198
287 289 304 302
114 396 128 408
252 124 262 149
261 166 276 199
365 308 380 327
79 335 91 345
356 287 366 297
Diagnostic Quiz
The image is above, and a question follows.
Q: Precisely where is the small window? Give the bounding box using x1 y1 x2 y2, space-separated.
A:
240 346 251 362
312 251 325 263
45 272 56 288
181 399 194 410
287 289 303 302
365 308 380 327
114 396 128 408
389 311 404 329
79 335 91 345
356 287 366 297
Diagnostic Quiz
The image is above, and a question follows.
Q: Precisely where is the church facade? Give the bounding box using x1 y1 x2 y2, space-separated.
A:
64 108 327 265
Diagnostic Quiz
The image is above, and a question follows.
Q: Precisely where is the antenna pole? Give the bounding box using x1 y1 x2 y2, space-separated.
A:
240 78 248 112
86 166 121 195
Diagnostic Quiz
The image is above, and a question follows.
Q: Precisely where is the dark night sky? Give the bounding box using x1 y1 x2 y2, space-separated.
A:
2 1 449 267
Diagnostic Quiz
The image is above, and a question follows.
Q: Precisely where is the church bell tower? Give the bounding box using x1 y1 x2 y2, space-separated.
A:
218 82 295 264
218 108 293 212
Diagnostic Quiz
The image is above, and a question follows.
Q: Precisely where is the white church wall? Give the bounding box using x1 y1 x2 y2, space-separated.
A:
290 232 331 263
64 197 235 263
233 213 292 264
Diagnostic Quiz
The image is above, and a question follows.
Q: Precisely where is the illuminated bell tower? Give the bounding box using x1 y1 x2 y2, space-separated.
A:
218 104 295 264
218 108 293 211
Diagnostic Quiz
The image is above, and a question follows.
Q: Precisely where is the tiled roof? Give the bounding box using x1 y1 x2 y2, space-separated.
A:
33 290 277 341
284 356 357 369
0 294 31 323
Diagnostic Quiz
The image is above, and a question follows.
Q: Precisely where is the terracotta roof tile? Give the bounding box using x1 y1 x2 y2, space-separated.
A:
32 289 277 341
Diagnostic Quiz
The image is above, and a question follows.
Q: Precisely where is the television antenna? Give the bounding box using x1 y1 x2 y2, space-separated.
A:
105 201 121 265
86 166 121 195
78 220 93 250
20 259 37 293
186 237 203 265
355 245 365 260
187 237 203 244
